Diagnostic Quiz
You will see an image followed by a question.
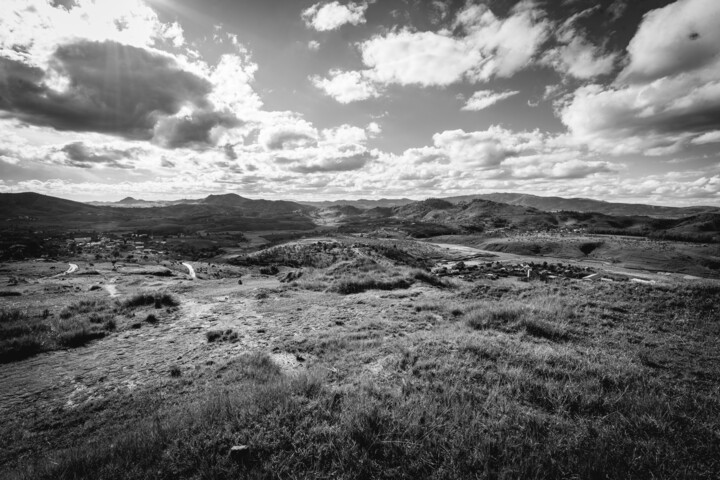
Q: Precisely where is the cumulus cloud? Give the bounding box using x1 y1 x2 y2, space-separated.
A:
560 0 720 155
311 70 380 103
259 121 318 151
302 1 368 31
387 126 617 186
355 1 549 89
462 89 520 111
618 0 720 84
0 0 261 152
0 0 180 65
0 41 211 138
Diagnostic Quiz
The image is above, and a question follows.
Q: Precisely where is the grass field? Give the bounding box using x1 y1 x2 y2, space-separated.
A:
1 239 719 479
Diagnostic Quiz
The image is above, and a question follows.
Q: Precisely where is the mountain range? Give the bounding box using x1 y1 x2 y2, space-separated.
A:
1 191 718 241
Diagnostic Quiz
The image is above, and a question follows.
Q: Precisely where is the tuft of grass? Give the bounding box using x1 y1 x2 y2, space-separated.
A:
523 318 569 341
465 303 526 330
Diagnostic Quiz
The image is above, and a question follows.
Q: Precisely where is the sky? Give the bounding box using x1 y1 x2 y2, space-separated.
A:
0 0 719 205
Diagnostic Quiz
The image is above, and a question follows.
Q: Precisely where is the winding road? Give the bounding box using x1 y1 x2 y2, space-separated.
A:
182 262 196 279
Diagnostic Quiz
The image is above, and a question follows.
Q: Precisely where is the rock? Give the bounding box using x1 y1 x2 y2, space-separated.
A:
229 445 251 463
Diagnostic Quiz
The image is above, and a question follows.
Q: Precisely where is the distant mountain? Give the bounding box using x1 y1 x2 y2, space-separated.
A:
442 193 720 218
299 198 416 208
0 192 101 217
0 192 316 232
393 198 556 230
203 193 313 214
88 192 720 217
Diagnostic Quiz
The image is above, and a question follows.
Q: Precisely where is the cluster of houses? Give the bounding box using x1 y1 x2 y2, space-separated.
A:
434 260 596 281
64 233 168 258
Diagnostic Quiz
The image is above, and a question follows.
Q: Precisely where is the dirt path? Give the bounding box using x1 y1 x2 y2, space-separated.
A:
53 263 78 277
182 262 196 279
0 285 281 423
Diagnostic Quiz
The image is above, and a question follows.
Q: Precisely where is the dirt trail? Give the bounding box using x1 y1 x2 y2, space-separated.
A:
0 285 281 420
182 262 196 279
53 263 78 277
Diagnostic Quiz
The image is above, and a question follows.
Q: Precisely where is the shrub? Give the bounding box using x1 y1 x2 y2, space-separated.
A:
58 329 105 348
411 269 450 288
334 276 411 294
0 309 27 323
145 314 159 324
259 265 279 275
206 330 223 342
123 292 179 309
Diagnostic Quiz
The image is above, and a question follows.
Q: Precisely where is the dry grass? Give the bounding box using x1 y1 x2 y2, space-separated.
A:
3 267 720 479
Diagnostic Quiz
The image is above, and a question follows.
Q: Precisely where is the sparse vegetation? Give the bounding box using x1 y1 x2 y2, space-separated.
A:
122 292 179 310
1 231 719 478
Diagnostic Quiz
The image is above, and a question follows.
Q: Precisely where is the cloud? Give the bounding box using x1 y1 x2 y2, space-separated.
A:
289 151 375 173
308 40 321 51
618 0 720 84
60 142 136 169
0 0 181 64
357 1 550 88
321 124 368 145
311 70 380 103
152 109 241 148
462 90 520 111
544 37 616 80
541 8 618 79
559 0 720 155
0 41 211 138
367 122 381 136
691 131 720 145
259 122 318 150
302 1 368 31
386 126 618 187
431 127 544 168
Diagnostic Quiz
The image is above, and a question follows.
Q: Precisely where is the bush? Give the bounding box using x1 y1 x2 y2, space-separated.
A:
0 309 27 323
259 265 279 275
123 292 179 309
411 269 450 288
58 329 105 348
0 291 22 297
334 276 411 294
145 314 159 324
206 330 223 342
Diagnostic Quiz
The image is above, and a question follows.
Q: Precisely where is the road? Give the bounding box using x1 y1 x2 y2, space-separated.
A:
53 263 78 277
182 262 196 279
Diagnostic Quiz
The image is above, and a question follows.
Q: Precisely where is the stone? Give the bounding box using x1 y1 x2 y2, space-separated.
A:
229 445 250 463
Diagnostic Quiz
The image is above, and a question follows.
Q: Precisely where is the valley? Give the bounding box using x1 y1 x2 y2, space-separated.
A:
1 192 720 479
